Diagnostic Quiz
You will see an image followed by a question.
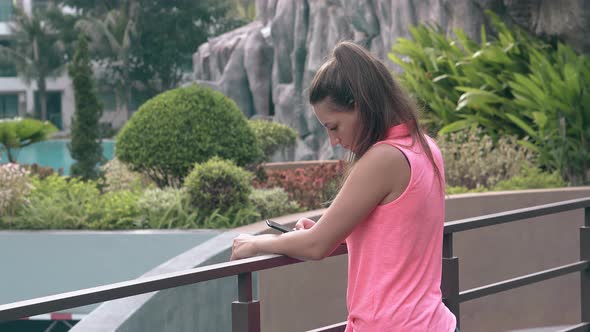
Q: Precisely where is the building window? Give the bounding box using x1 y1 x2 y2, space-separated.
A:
0 40 17 77
0 0 14 22
0 94 18 118
33 0 52 13
34 91 62 130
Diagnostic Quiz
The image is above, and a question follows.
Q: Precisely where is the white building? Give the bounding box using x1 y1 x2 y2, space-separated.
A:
0 0 128 133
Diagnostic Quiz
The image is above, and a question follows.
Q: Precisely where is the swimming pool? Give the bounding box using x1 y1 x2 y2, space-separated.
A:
0 140 115 175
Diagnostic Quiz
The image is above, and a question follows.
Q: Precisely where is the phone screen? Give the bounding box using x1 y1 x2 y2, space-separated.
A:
265 219 292 233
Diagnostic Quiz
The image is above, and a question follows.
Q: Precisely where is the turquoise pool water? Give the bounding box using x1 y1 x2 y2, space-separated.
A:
0 140 115 175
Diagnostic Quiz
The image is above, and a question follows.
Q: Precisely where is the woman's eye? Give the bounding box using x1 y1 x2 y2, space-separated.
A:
328 126 337 131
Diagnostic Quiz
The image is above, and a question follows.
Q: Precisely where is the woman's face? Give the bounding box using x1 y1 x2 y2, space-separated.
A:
312 98 361 152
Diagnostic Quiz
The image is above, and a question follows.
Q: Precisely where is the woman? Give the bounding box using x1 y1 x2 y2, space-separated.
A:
231 41 457 332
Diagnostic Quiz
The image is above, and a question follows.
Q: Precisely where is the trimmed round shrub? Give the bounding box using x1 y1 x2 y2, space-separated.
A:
116 84 259 187
249 119 298 162
184 157 253 212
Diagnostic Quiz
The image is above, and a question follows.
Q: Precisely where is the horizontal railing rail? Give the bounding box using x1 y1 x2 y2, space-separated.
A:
459 260 590 302
0 245 348 323
441 196 590 331
1 196 589 331
444 197 590 234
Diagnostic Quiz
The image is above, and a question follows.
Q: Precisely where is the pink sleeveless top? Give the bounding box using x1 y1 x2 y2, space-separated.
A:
344 123 456 332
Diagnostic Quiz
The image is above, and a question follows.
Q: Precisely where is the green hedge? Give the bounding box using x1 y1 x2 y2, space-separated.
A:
116 84 259 187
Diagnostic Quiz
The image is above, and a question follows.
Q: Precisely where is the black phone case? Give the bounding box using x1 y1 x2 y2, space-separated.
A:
266 220 291 233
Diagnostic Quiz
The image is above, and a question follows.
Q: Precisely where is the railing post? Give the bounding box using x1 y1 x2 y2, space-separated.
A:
232 272 260 332
441 233 460 329
581 208 590 322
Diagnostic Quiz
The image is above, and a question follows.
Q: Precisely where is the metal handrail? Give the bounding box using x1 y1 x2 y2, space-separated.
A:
0 245 348 322
444 197 590 234
441 196 590 331
1 196 589 331
459 260 590 302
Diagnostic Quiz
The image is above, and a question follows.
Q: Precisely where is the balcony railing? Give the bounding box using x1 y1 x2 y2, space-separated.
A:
0 197 589 331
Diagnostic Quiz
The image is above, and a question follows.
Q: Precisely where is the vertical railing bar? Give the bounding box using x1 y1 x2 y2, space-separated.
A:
238 273 253 302
442 232 460 329
443 233 453 258
582 207 590 323
233 272 260 332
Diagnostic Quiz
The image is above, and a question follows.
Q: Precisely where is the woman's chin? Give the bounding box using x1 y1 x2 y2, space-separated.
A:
343 146 357 153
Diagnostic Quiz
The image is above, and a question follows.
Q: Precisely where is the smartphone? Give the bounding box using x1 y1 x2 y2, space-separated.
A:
265 219 292 233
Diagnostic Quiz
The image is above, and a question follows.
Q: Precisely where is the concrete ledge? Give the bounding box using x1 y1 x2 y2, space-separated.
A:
70 231 240 332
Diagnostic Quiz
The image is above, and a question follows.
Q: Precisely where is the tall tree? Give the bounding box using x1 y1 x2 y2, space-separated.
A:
129 0 247 95
75 0 139 121
59 0 251 108
68 34 103 180
0 7 66 121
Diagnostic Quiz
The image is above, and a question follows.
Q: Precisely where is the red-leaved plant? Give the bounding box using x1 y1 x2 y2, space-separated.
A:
253 161 345 210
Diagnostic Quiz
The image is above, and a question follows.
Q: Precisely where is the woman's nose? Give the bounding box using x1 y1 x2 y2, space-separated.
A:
329 133 340 147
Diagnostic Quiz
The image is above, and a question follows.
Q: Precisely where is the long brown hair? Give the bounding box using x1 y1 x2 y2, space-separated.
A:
308 41 443 187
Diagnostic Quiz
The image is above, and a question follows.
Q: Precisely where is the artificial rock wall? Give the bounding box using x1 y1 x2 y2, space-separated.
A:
193 0 590 160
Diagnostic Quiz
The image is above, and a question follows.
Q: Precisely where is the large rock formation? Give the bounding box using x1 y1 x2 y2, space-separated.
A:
193 0 590 160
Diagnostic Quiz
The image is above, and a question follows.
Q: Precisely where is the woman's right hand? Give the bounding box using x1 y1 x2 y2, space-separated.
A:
294 218 316 231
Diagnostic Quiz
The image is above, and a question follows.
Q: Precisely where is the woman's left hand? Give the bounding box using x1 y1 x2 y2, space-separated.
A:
230 234 276 260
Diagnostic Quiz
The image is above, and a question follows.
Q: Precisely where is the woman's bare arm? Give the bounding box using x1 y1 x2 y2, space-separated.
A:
231 144 410 260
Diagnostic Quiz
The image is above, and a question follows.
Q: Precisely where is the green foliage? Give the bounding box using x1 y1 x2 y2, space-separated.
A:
136 187 190 228
1 170 262 230
135 187 262 229
58 0 248 100
184 157 253 213
0 117 57 162
438 128 536 189
389 11 589 184
199 204 261 229
130 0 245 94
68 34 104 180
445 186 487 195
3 174 143 230
89 190 141 229
249 120 298 162
505 44 590 184
492 166 566 191
116 84 259 187
249 188 302 219
72 0 142 119
8 174 102 229
227 0 256 23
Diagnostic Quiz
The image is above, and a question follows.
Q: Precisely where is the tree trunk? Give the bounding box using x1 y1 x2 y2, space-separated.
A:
38 78 48 121
125 86 131 120
6 147 15 163
115 87 130 124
